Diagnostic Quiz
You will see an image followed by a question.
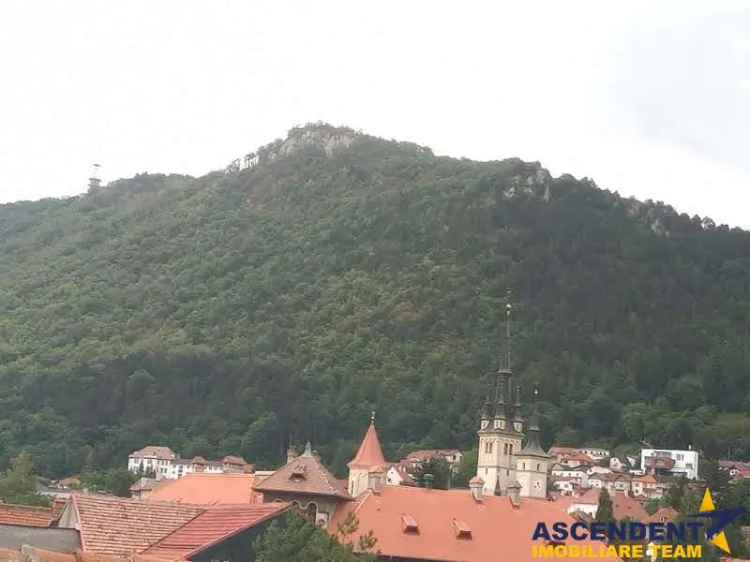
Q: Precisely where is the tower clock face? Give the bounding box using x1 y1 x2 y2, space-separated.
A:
481 420 489 429
514 422 522 432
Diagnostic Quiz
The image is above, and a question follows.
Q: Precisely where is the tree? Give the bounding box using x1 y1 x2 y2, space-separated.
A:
0 453 50 506
665 476 688 511
595 488 614 524
254 512 376 562
80 467 138 497
412 457 451 489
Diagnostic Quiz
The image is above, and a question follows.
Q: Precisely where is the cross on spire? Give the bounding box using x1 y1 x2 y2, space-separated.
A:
504 290 512 371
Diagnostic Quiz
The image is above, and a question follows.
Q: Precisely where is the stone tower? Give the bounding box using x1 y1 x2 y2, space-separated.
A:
514 385 550 498
476 298 525 496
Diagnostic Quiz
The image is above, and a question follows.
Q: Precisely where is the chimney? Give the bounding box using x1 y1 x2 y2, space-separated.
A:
507 481 521 508
424 473 434 489
469 476 484 502
286 446 298 464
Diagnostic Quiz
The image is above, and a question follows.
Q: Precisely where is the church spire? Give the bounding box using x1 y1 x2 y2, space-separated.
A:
348 415 387 469
519 383 546 456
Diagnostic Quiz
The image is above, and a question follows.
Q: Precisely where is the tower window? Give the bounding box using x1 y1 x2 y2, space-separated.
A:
537 463 541 471
509 444 513 455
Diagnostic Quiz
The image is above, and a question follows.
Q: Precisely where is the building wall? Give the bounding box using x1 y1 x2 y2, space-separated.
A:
476 429 522 495
348 468 370 498
515 456 548 498
640 449 699 479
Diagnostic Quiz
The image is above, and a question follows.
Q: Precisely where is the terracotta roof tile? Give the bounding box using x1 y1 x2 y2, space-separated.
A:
332 486 619 562
147 473 261 505
0 502 55 527
129 447 176 460
348 423 387 469
70 494 204 556
254 451 351 500
144 503 288 559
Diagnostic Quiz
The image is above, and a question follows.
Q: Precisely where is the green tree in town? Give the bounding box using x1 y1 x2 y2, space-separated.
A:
254 511 376 562
0 453 50 506
412 457 452 489
595 488 614 525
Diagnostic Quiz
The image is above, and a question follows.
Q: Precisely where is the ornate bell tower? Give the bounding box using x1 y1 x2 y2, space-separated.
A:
515 384 550 498
476 294 525 496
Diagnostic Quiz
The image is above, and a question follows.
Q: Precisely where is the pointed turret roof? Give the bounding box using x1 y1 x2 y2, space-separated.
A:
348 418 387 469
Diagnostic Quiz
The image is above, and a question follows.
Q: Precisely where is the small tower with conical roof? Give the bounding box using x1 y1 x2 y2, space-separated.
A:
476 294 526 497
514 383 550 498
348 411 387 497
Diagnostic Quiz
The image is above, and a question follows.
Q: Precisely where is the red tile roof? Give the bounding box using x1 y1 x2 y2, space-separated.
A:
567 489 649 521
348 422 387 470
68 494 204 556
129 447 176 460
253 449 351 500
146 474 261 505
143 503 288 559
0 502 55 527
332 486 619 562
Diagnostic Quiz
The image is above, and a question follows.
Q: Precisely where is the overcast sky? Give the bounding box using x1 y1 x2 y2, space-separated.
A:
1 1 748 228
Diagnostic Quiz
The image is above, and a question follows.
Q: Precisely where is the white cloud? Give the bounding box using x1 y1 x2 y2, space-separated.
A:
0 0 747 227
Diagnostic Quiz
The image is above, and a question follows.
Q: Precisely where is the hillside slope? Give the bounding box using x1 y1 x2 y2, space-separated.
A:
1 124 749 476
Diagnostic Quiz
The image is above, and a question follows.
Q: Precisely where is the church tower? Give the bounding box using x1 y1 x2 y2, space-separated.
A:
476 297 525 496
348 412 387 497
514 385 550 498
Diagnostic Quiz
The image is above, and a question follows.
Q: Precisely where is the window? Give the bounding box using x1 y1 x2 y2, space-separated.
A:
537 463 541 471
509 444 513 455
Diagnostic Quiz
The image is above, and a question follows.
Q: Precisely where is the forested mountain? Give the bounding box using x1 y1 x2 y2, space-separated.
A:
1 123 749 478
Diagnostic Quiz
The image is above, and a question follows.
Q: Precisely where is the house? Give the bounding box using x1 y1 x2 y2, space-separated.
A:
631 474 667 500
550 465 590 488
127 446 253 481
549 447 599 466
129 477 161 500
403 449 463 471
331 484 619 562
719 460 750 481
56 493 287 561
641 448 699 479
609 456 635 472
588 472 632 494
579 448 611 460
127 446 177 478
0 504 58 528
564 488 649 522
385 463 416 487
146 473 262 504
252 442 352 528
551 477 579 495
142 504 288 562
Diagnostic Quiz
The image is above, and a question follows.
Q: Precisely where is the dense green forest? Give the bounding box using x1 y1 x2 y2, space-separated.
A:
0 123 748 478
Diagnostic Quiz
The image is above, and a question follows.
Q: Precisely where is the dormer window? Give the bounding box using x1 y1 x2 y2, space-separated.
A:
290 464 307 482
401 514 419 534
452 519 472 539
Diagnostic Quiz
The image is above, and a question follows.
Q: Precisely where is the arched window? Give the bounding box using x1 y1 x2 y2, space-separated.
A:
537 463 541 471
